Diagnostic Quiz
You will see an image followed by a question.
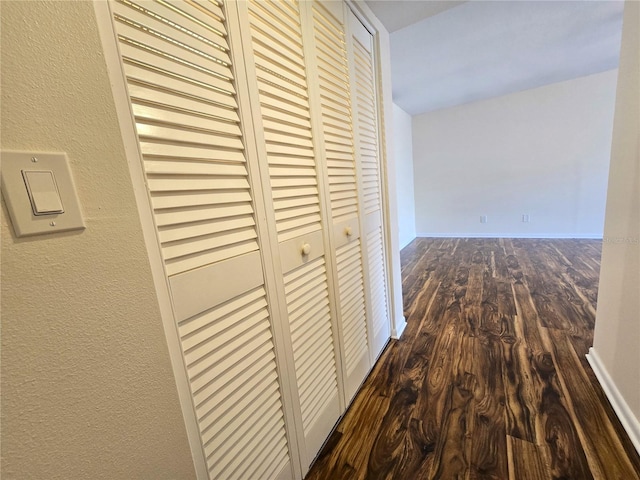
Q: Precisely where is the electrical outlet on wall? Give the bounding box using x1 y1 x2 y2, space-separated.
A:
522 214 530 223
480 215 488 224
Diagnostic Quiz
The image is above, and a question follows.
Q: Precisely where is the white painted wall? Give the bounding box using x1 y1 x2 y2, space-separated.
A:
1 2 196 478
393 103 416 249
412 69 618 238
589 1 640 454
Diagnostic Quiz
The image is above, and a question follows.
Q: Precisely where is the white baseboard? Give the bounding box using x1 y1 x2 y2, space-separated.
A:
416 232 603 239
586 347 640 455
392 315 407 340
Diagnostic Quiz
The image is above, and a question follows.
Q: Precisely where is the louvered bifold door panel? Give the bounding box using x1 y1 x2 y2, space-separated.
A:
311 0 370 402
109 1 292 479
247 0 321 243
245 0 341 466
112 0 254 276
283 256 339 460
348 10 391 360
178 285 290 480
334 239 369 400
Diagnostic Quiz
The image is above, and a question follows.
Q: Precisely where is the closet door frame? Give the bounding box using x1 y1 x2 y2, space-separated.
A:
345 0 406 342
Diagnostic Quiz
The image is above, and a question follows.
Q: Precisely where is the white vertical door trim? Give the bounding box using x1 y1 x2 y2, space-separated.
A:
93 2 208 477
345 0 376 35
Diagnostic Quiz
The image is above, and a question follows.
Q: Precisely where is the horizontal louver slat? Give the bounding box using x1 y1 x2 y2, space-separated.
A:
259 91 311 122
134 121 243 149
249 0 301 42
162 227 257 261
139 141 245 163
253 41 306 81
144 159 246 176
115 24 233 82
272 194 318 210
131 103 240 136
158 216 255 244
146 176 249 193
122 54 235 99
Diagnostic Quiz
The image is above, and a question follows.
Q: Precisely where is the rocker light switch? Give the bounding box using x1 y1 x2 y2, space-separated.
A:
1 151 85 237
22 170 65 215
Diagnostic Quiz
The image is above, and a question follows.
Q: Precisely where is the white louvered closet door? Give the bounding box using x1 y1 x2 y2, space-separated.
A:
240 0 342 468
307 0 371 403
348 10 391 361
108 1 293 479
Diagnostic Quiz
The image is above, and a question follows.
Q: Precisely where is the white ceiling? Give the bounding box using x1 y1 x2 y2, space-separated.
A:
365 1 466 32
366 1 624 115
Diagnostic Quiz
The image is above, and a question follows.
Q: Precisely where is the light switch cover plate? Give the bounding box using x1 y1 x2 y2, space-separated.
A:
1 151 85 237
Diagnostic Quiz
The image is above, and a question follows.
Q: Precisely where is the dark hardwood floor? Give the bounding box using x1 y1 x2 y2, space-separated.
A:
305 238 640 480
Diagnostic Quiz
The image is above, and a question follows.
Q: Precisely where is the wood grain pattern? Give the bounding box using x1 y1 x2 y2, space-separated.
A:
305 238 640 480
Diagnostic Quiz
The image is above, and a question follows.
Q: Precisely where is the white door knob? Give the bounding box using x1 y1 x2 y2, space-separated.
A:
301 243 311 255
345 226 353 237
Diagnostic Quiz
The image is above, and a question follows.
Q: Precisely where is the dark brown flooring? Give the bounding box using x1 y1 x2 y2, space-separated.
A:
305 238 640 480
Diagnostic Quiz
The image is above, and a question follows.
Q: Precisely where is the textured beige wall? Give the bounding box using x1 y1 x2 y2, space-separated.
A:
593 1 640 427
1 1 196 478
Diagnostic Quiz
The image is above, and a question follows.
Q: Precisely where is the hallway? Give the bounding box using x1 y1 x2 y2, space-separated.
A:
305 238 640 479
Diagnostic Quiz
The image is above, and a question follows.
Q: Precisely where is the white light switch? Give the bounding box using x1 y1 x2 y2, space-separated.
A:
1 151 85 237
22 170 65 215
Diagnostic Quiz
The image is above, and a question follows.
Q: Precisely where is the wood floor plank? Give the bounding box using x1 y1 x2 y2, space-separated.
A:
507 435 550 480
501 325 536 443
545 327 640 479
305 238 640 480
366 379 419 479
429 368 475 479
309 371 392 478
401 238 441 315
469 335 509 479
506 243 594 479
